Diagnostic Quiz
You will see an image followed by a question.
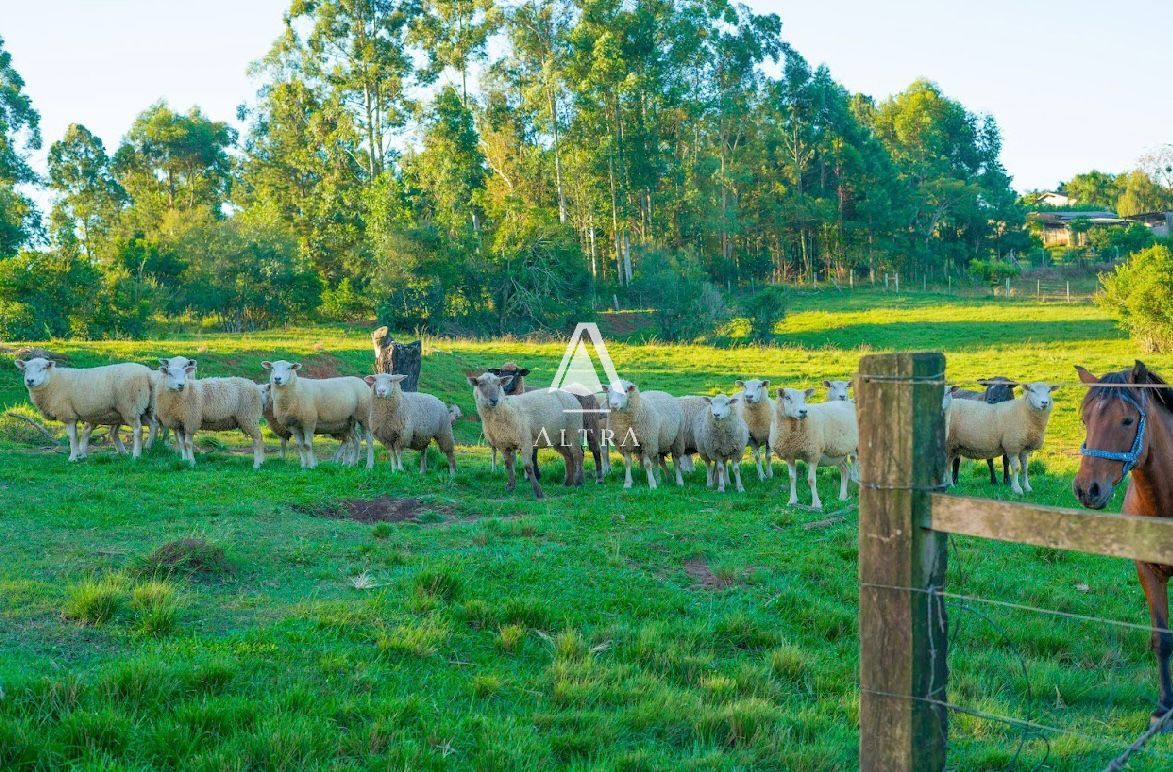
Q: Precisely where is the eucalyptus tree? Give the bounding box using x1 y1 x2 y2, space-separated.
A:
0 35 42 256
47 124 126 260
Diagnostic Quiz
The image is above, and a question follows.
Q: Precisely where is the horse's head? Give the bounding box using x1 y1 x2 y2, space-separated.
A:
1073 362 1151 509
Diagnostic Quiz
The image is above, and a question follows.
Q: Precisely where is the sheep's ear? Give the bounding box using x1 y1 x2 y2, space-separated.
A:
364 375 376 385
499 374 515 389
775 387 784 398
1049 384 1060 393
388 374 407 384
14 359 25 371
702 396 712 403
729 395 741 403
803 387 815 399
517 368 530 376
601 384 610 393
626 383 636 393
184 362 196 373
261 361 272 370
290 362 301 371
466 375 480 387
735 379 745 388
485 368 501 376
822 380 831 388
1074 365 1098 385
949 385 960 394
158 357 169 366
761 379 769 388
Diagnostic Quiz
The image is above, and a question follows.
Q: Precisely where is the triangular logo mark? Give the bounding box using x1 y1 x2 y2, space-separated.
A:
549 323 622 412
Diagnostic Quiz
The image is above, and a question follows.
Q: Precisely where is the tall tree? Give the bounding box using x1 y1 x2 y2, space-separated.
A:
112 103 236 224
411 0 500 105
0 35 42 256
280 0 425 178
47 124 126 260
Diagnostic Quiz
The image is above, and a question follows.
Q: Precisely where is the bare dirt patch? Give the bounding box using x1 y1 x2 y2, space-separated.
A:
684 557 735 590
300 354 344 379
139 538 234 580
295 496 455 524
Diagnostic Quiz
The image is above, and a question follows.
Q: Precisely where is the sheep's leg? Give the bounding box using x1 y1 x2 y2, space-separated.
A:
838 460 850 501
1008 454 1024 496
751 442 765 482
523 442 544 499
504 448 517 492
438 430 456 480
673 454 684 486
588 434 603 483
807 460 823 510
732 459 745 493
642 453 658 490
705 459 714 488
362 424 375 470
1002 455 1011 485
279 437 287 460
716 459 727 493
490 446 497 473
82 422 99 459
986 458 997 485
396 447 405 472
786 460 799 505
419 448 428 474
64 421 81 461
130 415 143 459
247 425 264 469
1019 451 1032 493
110 425 128 455
303 428 318 469
183 429 196 466
621 450 634 489
943 455 954 486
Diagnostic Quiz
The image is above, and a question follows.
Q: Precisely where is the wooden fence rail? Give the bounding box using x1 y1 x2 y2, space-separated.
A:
856 352 1173 770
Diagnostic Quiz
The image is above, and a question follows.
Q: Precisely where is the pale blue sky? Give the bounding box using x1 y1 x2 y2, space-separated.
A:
3 0 1170 204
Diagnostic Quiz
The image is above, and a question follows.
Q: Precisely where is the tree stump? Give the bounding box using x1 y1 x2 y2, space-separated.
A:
371 326 421 392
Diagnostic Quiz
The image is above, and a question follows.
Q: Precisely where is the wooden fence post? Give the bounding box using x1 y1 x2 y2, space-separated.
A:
857 352 948 771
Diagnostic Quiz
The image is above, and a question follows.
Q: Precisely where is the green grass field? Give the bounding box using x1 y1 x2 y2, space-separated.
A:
2 290 1172 769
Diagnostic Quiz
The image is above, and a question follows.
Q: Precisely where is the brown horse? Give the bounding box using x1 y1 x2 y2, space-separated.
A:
1074 361 1173 727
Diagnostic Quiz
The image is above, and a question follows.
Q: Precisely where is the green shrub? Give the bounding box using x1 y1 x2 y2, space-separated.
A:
1097 244 1173 352
968 257 1021 284
739 285 787 342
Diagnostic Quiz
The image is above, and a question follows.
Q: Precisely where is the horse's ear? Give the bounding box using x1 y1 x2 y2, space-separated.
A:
1074 365 1099 385
1132 360 1148 383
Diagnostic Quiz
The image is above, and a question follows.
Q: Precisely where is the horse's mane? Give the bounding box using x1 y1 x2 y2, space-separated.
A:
1094 366 1173 416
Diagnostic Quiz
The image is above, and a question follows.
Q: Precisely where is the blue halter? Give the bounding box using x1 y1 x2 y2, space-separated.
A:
1080 390 1147 477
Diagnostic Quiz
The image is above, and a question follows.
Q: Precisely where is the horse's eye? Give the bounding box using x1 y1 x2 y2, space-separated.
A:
1123 418 1134 427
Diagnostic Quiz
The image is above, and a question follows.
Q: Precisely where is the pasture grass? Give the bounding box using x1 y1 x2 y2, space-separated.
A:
2 289 1172 768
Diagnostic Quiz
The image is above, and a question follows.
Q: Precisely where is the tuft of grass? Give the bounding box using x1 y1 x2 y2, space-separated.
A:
64 574 130 625
553 628 588 661
377 616 450 658
371 523 392 540
413 566 462 603
768 643 812 687
498 624 525 654
471 673 504 698
695 697 780 747
131 580 181 636
137 538 233 580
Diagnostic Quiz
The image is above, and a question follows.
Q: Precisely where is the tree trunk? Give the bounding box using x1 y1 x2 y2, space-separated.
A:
371 327 422 392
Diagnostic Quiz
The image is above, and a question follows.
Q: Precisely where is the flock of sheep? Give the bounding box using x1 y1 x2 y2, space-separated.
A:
13 355 1057 506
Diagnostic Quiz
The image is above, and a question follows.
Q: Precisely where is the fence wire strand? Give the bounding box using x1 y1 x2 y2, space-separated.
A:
861 578 1173 768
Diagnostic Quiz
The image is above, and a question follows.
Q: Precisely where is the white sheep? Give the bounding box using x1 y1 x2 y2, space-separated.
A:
261 360 375 470
257 383 361 464
154 357 266 468
16 357 153 460
943 381 1057 495
693 394 749 493
467 371 583 499
366 373 456 478
734 378 775 480
675 395 709 475
823 378 859 482
602 380 686 490
769 387 859 509
824 379 852 402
